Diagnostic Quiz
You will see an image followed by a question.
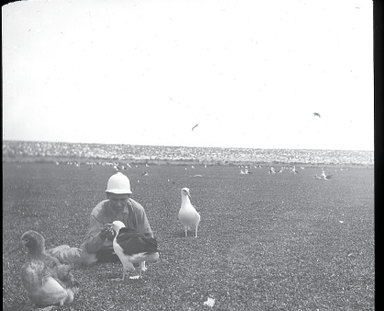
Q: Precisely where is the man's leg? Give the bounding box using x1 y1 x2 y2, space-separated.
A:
47 245 97 266
95 246 120 263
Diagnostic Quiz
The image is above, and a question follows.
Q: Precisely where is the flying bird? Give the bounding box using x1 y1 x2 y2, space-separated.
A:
192 124 199 131
178 188 201 237
19 231 79 308
111 221 160 280
313 112 321 118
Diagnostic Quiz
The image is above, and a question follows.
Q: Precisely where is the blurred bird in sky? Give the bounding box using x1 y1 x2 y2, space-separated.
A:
20 231 79 308
192 124 198 131
178 187 201 237
313 112 321 118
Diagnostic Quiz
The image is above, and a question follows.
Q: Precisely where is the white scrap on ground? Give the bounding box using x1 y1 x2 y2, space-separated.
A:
203 297 215 307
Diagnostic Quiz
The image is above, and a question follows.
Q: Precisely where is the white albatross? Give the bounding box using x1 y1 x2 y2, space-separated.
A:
178 188 201 238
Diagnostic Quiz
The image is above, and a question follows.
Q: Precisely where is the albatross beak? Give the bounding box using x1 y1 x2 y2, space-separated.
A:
185 190 191 199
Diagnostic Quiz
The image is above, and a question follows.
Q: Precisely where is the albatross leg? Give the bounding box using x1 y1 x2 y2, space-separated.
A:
139 261 147 272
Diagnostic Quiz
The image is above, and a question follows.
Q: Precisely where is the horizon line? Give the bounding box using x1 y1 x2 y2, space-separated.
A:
2 139 374 152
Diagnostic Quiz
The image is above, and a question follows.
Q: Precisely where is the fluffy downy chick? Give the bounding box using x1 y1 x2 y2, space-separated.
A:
20 230 79 308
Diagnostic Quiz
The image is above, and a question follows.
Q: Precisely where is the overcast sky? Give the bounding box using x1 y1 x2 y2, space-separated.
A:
2 0 373 150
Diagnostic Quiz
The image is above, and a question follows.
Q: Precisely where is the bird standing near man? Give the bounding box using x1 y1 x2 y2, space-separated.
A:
111 221 160 280
178 187 201 237
19 231 79 308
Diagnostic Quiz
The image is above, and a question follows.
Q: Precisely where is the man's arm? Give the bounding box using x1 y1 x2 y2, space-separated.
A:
82 214 108 253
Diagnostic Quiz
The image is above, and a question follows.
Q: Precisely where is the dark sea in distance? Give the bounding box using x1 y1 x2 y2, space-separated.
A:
2 140 374 166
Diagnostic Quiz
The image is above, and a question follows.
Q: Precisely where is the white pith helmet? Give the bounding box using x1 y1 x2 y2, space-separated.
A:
105 172 132 194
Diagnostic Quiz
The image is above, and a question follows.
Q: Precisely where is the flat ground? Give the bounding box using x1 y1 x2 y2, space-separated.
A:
3 162 374 311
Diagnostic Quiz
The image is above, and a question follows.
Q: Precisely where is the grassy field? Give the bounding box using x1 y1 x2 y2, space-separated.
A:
3 162 374 311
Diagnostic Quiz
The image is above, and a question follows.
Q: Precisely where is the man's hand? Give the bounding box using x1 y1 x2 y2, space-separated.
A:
99 226 115 241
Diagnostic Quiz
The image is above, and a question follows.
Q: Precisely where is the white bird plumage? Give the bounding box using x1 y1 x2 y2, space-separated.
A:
178 187 201 237
111 221 159 280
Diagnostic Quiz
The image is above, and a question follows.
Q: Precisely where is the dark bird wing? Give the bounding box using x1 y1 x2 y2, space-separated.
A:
313 112 321 117
116 228 159 256
192 124 198 131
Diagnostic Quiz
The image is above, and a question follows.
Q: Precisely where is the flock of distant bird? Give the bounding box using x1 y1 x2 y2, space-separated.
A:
239 164 333 180
60 160 335 182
